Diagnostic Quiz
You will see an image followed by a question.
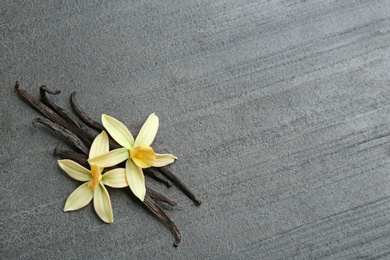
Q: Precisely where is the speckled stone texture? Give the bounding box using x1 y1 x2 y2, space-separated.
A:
1 0 390 259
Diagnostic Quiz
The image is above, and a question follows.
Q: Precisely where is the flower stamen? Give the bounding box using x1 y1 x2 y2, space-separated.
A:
130 145 156 168
88 164 102 190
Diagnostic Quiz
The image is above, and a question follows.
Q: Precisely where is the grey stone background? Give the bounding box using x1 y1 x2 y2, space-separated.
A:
1 0 390 259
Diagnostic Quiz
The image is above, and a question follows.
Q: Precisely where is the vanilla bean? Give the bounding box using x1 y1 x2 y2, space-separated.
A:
54 148 89 168
15 82 92 148
39 85 61 95
33 117 89 154
157 167 202 206
15 82 70 128
40 86 95 145
147 188 177 206
70 92 104 131
70 91 121 149
40 86 81 129
143 194 181 247
144 168 173 187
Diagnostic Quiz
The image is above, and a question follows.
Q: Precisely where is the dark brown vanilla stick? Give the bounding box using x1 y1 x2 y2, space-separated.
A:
33 118 90 154
70 92 104 131
15 82 92 148
70 91 121 149
144 169 173 187
15 82 72 129
54 148 89 168
143 193 181 247
40 86 81 129
157 167 202 206
40 86 95 145
147 187 177 206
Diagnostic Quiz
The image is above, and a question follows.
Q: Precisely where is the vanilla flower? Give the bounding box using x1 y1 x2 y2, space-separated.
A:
88 113 177 201
58 131 127 223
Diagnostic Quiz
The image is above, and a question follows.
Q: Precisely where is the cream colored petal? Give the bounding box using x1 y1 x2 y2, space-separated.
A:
102 114 134 148
93 183 114 223
89 131 109 159
58 159 91 182
88 148 129 168
102 168 128 188
63 183 94 211
126 159 146 201
152 153 177 167
134 113 159 147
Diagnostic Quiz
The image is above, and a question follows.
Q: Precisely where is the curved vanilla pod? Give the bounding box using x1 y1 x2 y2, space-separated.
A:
143 193 181 247
15 82 92 147
70 91 104 131
157 167 202 206
54 148 89 168
33 117 89 154
40 86 96 143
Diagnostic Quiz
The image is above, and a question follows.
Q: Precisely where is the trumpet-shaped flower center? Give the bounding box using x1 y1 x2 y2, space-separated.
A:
129 145 156 168
88 164 103 191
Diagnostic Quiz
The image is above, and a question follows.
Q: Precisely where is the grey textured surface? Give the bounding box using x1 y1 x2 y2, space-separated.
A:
1 0 390 259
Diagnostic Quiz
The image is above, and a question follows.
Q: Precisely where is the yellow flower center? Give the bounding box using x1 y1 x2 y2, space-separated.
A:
88 164 102 191
129 145 156 168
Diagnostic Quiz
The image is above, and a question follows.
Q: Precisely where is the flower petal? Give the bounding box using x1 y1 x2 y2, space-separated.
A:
102 168 128 188
134 113 159 147
153 153 177 167
93 183 114 223
89 130 109 159
102 114 134 148
88 148 129 168
126 159 146 201
64 182 94 211
58 159 91 182
131 145 156 168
